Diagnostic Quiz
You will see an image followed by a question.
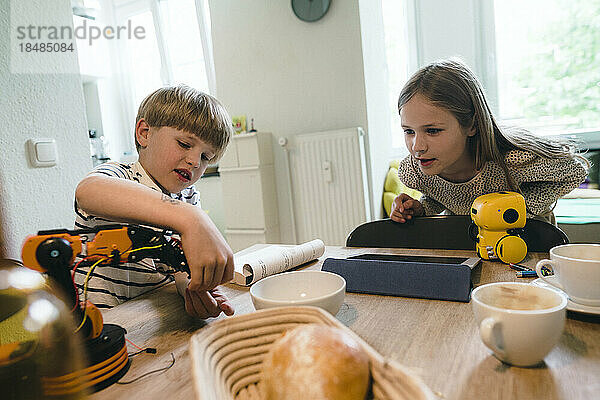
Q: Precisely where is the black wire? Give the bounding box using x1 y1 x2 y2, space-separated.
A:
116 353 175 384
127 349 147 357
128 347 157 357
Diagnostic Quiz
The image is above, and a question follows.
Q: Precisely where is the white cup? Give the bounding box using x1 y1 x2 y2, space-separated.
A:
535 243 600 306
472 282 567 367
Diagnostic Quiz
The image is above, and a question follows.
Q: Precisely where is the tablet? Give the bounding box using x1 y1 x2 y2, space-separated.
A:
348 254 481 270
321 254 478 302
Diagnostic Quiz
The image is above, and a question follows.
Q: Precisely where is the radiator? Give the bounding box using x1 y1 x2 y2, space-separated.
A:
289 127 371 245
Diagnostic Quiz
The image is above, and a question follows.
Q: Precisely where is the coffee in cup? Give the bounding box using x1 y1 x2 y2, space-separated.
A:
535 244 600 306
472 282 567 367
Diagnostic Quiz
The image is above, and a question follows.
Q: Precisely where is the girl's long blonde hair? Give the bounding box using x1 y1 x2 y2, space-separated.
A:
398 58 588 191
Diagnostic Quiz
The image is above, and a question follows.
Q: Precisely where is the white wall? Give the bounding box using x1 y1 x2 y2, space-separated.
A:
0 0 91 258
209 0 391 243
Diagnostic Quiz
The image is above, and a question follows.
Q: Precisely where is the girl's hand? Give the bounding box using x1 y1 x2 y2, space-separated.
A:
390 193 424 223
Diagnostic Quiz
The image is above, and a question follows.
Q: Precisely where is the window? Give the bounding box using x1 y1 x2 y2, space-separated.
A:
74 0 215 161
159 0 210 91
494 0 600 137
383 0 600 151
381 0 409 150
123 10 163 110
115 0 214 127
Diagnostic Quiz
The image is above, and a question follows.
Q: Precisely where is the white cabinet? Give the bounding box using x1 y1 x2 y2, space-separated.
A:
219 132 279 251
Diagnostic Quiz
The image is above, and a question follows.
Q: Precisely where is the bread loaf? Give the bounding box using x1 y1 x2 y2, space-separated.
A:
261 324 370 400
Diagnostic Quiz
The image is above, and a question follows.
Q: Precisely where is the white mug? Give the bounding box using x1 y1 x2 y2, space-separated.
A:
536 243 600 306
472 282 567 367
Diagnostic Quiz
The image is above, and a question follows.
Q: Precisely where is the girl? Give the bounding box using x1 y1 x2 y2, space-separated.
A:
391 58 588 224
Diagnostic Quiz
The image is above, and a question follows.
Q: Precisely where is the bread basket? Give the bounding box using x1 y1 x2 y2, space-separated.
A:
190 306 434 400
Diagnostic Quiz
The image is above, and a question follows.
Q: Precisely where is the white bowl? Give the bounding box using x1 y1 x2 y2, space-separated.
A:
250 270 346 315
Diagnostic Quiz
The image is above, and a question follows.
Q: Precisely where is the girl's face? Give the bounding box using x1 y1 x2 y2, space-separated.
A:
137 121 216 194
400 93 477 183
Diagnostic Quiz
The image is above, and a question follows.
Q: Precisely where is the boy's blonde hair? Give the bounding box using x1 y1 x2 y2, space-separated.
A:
398 58 588 191
135 85 233 159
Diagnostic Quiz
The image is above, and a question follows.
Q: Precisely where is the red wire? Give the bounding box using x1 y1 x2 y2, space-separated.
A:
70 255 98 311
126 338 145 351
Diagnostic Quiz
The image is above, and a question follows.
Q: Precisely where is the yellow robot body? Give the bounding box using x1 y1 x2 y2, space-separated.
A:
470 191 528 264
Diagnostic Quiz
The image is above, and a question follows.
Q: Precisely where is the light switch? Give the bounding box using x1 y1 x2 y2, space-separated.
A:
27 138 57 167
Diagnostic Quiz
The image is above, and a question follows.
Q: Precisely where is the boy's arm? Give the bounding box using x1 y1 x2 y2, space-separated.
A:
76 175 234 291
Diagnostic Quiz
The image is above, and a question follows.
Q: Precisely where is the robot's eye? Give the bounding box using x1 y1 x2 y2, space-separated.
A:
503 208 519 224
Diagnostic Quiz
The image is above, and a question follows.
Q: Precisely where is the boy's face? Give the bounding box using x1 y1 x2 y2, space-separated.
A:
400 93 476 183
136 121 217 193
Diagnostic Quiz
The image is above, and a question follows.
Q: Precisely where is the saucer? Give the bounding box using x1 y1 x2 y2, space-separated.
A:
530 277 600 315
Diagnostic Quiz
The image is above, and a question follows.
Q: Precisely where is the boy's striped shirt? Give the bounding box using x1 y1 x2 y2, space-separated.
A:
73 161 200 308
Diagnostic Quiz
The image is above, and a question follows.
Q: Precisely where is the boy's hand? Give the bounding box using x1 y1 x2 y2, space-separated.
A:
179 209 235 291
184 286 234 318
390 193 424 223
175 272 234 318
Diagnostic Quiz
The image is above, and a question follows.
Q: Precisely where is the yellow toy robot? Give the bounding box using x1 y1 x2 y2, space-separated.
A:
470 191 528 264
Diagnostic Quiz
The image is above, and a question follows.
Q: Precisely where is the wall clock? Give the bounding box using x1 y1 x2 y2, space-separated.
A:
292 0 331 22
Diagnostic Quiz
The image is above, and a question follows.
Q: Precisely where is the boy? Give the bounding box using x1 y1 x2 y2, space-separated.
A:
74 85 235 319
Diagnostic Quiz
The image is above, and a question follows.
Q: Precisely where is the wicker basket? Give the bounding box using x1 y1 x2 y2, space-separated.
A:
190 306 434 400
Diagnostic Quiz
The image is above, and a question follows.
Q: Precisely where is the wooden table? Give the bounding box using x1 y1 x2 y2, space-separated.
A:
92 246 600 400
